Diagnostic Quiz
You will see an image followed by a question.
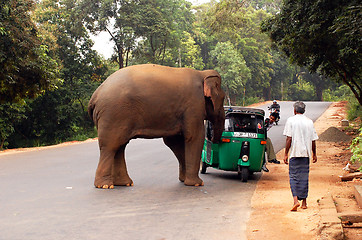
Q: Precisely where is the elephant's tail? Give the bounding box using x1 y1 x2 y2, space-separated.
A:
87 99 97 126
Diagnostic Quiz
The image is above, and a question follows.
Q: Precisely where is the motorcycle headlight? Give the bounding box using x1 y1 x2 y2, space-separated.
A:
242 155 248 162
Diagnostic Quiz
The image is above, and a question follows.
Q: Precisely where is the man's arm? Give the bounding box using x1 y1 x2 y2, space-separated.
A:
312 140 317 163
284 136 292 164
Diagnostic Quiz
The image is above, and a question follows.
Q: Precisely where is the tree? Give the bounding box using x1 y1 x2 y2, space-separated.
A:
81 0 138 68
266 50 294 101
298 69 332 101
82 0 194 68
132 0 195 66
210 41 251 105
0 0 60 102
191 1 218 69
178 31 204 69
246 0 282 14
203 2 276 101
0 103 26 149
1 0 108 148
35 0 107 124
261 0 362 105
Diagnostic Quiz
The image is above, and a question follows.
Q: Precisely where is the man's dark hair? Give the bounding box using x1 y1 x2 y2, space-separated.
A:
270 112 278 119
293 101 306 114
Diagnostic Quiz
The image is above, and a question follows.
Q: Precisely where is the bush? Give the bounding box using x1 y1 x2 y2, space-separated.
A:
350 127 362 171
287 82 316 101
244 97 264 106
347 97 362 121
323 85 351 101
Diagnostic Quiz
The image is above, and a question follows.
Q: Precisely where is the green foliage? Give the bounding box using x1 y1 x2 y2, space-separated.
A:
1 0 358 150
0 0 60 102
246 0 282 14
349 128 362 170
210 41 250 105
347 97 362 121
288 81 316 101
0 103 27 149
336 86 355 102
191 2 218 69
179 31 205 69
323 85 352 102
82 0 194 68
261 0 362 105
243 96 264 106
206 0 248 35
0 0 108 149
204 2 274 100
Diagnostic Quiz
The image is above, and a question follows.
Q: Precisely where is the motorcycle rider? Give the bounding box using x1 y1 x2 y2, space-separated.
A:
270 100 280 111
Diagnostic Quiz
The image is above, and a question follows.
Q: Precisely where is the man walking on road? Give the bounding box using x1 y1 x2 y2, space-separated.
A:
283 101 318 211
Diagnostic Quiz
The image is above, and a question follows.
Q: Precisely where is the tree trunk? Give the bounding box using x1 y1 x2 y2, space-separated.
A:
315 86 323 101
118 47 124 69
341 73 362 106
263 87 271 100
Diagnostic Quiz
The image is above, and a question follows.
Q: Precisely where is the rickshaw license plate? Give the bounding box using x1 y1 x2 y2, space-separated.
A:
233 132 258 138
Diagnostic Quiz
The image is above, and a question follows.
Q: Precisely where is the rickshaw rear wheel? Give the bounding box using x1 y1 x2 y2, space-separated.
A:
201 162 208 174
240 167 249 182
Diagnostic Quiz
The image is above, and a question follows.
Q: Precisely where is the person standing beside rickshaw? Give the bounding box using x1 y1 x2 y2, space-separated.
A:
265 114 280 164
261 114 280 172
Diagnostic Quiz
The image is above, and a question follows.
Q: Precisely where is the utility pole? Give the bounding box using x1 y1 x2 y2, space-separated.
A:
178 48 181 67
243 87 246 106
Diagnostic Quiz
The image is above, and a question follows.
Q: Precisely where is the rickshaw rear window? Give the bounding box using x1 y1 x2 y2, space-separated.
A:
224 113 265 134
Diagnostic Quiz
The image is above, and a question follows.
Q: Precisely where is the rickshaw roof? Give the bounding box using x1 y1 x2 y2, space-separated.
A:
224 106 265 116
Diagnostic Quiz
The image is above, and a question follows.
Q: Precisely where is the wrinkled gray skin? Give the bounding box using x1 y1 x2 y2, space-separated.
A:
88 64 225 188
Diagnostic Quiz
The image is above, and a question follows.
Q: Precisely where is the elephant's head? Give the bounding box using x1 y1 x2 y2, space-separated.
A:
203 72 225 143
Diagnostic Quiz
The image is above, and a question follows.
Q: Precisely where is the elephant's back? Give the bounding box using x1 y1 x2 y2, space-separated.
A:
90 64 204 115
106 64 197 83
99 64 201 96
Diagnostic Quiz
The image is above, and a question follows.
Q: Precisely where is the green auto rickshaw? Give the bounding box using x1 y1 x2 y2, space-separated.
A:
201 106 267 182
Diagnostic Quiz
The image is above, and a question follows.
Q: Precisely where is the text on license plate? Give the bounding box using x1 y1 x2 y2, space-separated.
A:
233 132 258 138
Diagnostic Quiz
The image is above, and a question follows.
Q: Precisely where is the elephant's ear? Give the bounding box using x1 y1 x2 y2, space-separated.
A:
204 74 223 111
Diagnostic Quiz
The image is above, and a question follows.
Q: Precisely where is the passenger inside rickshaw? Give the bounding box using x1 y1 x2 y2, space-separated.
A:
225 114 265 133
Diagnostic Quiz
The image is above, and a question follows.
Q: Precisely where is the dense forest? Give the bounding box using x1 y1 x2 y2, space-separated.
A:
0 0 361 149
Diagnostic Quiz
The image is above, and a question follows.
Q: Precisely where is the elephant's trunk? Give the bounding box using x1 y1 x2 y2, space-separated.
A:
210 109 225 143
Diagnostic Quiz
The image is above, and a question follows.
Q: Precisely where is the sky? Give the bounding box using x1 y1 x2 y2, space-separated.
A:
90 0 212 59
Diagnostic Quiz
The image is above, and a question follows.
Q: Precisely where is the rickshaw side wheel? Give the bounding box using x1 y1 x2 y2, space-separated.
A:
240 167 249 182
201 162 208 174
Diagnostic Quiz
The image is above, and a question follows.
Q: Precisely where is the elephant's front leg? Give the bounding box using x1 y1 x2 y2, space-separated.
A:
112 144 133 186
183 124 205 186
163 135 186 182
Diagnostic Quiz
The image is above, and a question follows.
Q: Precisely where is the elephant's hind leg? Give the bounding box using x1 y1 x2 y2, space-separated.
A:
163 135 186 182
94 148 117 189
113 144 133 186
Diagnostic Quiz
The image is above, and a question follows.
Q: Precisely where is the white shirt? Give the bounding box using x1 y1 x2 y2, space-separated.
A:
283 114 318 158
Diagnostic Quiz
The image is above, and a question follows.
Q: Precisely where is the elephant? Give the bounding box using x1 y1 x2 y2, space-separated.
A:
88 64 225 189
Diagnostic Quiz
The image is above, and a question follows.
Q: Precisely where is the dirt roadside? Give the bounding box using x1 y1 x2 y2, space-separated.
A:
247 102 362 240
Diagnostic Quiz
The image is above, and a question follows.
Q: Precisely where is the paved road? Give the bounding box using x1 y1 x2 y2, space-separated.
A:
0 101 331 240
258 101 331 154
